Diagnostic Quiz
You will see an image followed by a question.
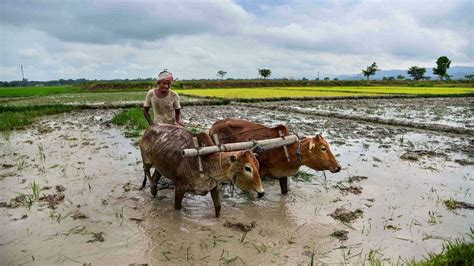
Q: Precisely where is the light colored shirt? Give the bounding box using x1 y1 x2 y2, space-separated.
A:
144 89 181 124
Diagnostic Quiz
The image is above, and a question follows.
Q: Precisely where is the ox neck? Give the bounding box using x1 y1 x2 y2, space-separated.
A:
205 152 234 183
297 138 313 165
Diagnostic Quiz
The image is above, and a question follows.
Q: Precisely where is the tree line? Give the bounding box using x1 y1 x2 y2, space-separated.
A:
217 56 473 81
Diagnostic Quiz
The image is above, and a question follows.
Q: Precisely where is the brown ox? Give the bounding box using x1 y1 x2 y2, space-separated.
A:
209 119 341 194
139 124 264 217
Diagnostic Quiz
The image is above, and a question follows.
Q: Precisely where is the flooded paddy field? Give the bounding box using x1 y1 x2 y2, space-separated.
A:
3 92 214 107
1 97 473 264
254 97 473 129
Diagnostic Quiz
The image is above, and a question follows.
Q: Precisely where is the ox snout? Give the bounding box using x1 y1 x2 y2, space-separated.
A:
257 191 265 198
330 164 342 173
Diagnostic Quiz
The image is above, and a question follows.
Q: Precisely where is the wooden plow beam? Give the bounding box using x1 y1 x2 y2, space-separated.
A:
182 135 298 157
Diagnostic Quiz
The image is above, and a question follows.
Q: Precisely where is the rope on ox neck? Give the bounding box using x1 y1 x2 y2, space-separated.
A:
290 128 304 164
219 152 225 178
219 152 237 196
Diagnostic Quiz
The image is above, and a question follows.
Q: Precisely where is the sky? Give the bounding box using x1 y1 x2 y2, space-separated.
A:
0 0 473 81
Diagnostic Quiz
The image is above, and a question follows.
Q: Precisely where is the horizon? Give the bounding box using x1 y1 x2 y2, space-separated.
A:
1 0 473 81
3 64 472 83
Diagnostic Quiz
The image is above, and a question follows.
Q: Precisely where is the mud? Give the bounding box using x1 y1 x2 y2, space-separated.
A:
1 96 473 264
224 221 256 232
251 96 474 130
443 199 474 210
330 208 364 222
331 230 349 241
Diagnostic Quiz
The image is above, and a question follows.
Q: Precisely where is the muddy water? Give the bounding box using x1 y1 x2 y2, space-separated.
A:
0 110 149 265
255 97 474 129
1 103 473 265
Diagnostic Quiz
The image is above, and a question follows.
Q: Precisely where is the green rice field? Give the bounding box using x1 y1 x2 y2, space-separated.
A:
0 86 78 97
1 85 472 108
176 86 474 99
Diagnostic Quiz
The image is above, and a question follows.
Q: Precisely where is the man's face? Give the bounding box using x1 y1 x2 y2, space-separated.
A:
158 80 172 91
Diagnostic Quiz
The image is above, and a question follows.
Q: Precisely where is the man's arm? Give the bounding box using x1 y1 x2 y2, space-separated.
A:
175 109 184 126
143 106 154 126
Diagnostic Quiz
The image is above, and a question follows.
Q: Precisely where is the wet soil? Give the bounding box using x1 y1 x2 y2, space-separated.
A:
1 97 473 264
252 97 474 130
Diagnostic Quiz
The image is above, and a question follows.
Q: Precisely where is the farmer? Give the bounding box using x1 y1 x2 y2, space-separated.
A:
143 70 184 127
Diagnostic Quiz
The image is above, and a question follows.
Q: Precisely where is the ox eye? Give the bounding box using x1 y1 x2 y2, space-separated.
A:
244 166 252 172
321 146 327 152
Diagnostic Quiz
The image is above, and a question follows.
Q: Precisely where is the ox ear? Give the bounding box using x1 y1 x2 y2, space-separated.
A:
309 139 316 150
242 149 258 157
315 134 320 140
229 155 238 163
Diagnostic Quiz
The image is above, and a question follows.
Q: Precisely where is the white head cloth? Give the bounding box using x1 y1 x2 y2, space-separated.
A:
157 71 173 82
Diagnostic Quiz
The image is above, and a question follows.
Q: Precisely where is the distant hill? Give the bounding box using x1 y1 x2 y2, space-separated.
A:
336 66 474 80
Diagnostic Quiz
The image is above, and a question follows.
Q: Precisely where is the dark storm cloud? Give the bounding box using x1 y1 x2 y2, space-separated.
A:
1 0 249 44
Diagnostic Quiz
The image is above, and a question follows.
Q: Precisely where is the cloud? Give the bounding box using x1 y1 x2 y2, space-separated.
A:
0 0 472 81
1 0 250 44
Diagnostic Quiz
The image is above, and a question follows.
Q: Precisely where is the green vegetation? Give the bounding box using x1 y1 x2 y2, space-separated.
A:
258 68 272 79
177 88 367 98
292 171 314 182
4 91 147 106
410 240 473 265
111 107 149 130
0 105 79 131
433 56 452 81
362 62 380 81
176 86 474 99
0 86 78 97
408 66 427 81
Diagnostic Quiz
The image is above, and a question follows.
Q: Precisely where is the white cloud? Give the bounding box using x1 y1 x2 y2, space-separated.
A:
0 0 472 81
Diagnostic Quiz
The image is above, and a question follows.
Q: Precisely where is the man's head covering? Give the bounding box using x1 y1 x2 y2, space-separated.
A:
157 70 173 82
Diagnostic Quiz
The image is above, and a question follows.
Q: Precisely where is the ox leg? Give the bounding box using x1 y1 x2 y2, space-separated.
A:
210 186 221 218
143 164 157 197
174 180 185 210
150 169 162 196
140 163 151 190
279 176 289 194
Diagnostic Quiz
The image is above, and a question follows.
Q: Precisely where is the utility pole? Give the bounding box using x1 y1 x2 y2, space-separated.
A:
21 64 25 81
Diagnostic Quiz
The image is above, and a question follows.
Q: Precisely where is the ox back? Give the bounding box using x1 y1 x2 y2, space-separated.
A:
140 124 198 182
210 118 302 194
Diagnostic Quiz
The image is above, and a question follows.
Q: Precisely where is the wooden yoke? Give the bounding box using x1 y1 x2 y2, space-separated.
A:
279 130 291 162
192 137 203 172
212 134 220 145
183 135 298 157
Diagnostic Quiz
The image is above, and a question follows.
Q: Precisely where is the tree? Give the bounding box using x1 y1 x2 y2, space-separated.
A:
324 77 330 81
433 56 451 80
361 62 379 80
217 70 227 79
397 74 405 80
258 69 271 79
465 74 474 80
407 66 427 80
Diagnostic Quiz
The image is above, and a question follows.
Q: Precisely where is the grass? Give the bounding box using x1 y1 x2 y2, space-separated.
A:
14 180 41 209
0 86 78 97
0 105 79 132
291 171 314 182
111 107 149 130
409 240 473 265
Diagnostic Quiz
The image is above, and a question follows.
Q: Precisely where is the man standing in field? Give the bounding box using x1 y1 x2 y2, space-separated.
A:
143 70 184 127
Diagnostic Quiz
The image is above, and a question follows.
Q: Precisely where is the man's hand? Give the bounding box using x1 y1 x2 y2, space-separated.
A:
176 120 185 127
